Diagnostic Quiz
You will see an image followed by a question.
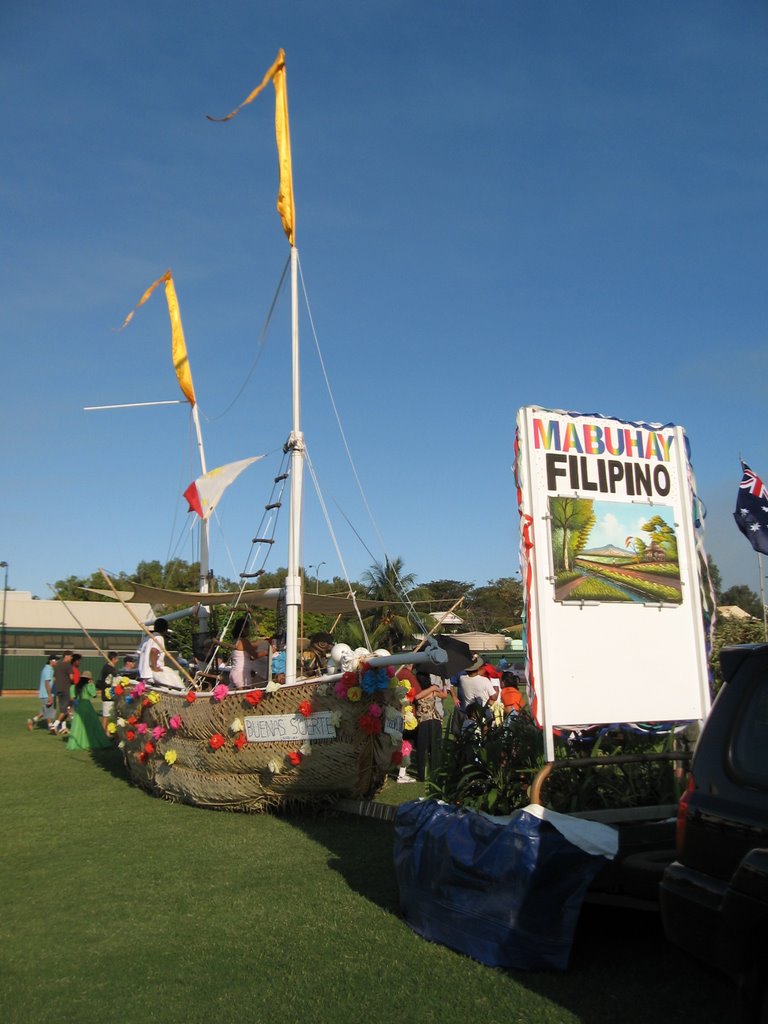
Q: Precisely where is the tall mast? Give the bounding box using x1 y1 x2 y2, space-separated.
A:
191 401 210 641
284 244 303 684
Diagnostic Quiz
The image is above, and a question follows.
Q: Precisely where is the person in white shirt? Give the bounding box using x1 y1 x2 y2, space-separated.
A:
138 619 184 691
458 655 499 710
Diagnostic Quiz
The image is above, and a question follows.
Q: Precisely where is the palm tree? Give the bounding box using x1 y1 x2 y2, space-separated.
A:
357 557 419 652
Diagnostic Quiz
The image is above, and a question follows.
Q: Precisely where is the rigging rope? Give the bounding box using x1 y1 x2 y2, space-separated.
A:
203 254 291 424
298 253 428 639
304 448 372 650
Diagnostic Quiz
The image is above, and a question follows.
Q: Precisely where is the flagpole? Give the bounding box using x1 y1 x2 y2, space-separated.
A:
759 552 768 641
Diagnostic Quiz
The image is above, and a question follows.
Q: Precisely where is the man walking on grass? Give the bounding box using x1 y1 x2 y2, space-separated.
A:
28 654 57 731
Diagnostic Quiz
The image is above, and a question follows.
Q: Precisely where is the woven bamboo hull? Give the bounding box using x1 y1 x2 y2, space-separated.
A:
114 678 402 812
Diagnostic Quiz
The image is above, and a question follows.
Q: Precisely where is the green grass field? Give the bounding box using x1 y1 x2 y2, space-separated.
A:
0 696 730 1024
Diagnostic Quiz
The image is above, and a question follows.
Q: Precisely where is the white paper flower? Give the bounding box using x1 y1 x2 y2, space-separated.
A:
265 681 280 693
300 740 312 757
267 759 280 774
229 717 244 734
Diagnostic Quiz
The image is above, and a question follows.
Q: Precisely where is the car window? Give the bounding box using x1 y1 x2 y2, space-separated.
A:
731 675 768 787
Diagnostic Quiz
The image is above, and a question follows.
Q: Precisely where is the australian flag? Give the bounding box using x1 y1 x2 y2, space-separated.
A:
734 461 768 555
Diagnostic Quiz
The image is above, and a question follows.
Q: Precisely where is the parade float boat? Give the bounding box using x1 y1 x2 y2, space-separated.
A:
97 50 466 812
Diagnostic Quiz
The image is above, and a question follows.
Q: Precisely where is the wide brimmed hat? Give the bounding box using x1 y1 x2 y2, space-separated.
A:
81 670 93 680
467 654 485 672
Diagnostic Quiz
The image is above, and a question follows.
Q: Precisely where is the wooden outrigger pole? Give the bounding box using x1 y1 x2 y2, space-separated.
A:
98 569 195 686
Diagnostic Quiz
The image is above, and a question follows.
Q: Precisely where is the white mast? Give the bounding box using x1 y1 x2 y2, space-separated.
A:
191 402 210 642
284 244 303 685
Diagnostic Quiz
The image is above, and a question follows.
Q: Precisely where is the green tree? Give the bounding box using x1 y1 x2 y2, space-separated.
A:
710 617 765 694
421 579 473 603
707 558 723 602
354 557 418 652
720 584 763 619
462 577 524 632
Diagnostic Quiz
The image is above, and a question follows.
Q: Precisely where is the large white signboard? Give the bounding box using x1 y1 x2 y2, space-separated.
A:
516 407 711 758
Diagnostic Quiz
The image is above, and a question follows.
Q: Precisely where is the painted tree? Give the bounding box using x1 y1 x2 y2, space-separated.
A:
641 514 678 562
549 497 595 572
625 535 647 560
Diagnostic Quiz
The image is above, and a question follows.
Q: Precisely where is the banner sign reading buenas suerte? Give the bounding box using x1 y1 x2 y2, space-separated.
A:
244 712 336 743
516 407 711 760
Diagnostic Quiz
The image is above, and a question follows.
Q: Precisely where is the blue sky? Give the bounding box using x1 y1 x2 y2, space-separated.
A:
2 1 767 599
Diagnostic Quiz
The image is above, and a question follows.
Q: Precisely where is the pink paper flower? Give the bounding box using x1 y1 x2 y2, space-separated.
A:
152 725 167 741
212 683 229 702
137 723 148 735
169 715 183 730
368 703 382 718
401 740 413 758
133 682 147 696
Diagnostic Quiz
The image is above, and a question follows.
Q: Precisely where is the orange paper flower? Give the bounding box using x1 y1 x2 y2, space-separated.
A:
245 690 263 706
138 751 148 763
125 729 136 741
144 741 155 755
233 733 247 751
288 751 302 766
298 700 312 718
209 733 226 750
186 691 197 704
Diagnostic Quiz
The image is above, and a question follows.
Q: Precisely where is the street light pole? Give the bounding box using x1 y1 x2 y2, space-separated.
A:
307 561 326 596
0 561 8 697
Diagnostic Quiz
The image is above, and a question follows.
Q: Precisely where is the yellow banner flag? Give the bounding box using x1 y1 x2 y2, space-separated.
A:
207 48 295 246
117 270 197 406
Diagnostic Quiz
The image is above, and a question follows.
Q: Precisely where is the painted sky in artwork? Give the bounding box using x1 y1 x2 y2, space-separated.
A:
586 502 676 552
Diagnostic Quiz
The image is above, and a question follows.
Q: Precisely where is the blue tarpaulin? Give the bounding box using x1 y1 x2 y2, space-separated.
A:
393 799 615 970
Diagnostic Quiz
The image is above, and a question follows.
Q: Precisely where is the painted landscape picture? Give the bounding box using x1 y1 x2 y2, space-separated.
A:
549 497 682 604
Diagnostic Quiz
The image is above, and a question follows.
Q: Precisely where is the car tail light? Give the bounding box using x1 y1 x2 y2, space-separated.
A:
675 774 695 856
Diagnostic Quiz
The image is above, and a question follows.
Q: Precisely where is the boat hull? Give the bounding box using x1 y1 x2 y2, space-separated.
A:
113 678 404 812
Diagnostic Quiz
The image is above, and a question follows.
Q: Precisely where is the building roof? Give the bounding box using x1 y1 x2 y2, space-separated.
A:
428 611 464 626
4 591 154 631
445 631 508 651
717 604 760 621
